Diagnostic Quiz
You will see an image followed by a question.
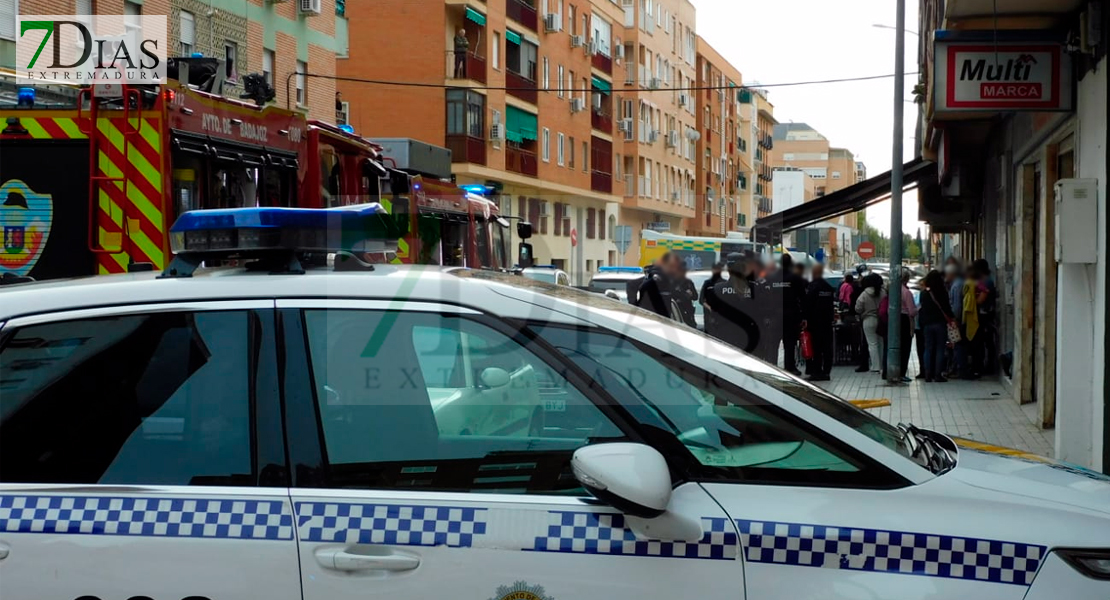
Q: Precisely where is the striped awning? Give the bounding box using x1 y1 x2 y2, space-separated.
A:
591 76 611 94
506 106 537 144
505 29 521 45
465 7 486 26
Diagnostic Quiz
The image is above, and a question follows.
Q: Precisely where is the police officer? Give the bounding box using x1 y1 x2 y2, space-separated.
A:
804 263 837 381
629 252 681 322
674 261 699 328
778 253 807 375
700 262 726 334
707 253 760 352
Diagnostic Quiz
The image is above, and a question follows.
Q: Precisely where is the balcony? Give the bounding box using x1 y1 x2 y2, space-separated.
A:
446 51 487 84
506 0 537 30
506 145 538 177
592 52 612 75
757 195 772 215
446 134 487 166
591 110 612 133
506 70 538 104
623 174 634 197
591 170 612 194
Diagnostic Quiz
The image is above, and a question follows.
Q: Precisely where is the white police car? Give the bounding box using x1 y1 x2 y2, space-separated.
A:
0 206 1108 600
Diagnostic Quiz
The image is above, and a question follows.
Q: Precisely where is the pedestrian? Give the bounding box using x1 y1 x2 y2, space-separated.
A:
919 270 955 382
630 253 680 321
897 269 918 382
707 253 761 353
944 258 967 378
914 288 926 380
453 28 469 78
855 273 885 374
793 260 807 282
839 274 856 309
699 261 726 334
972 258 998 376
804 263 836 382
674 261 698 328
777 253 807 375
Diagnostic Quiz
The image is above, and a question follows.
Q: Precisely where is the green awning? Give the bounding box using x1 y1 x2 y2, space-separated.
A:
505 30 521 45
506 106 537 144
591 76 611 94
465 7 486 26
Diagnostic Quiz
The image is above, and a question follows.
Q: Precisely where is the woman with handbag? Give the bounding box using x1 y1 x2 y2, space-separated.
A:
854 273 885 375
919 270 957 382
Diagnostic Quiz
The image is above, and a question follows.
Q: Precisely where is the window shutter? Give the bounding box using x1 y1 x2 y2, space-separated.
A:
0 0 17 40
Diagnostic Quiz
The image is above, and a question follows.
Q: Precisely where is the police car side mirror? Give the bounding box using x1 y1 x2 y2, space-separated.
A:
572 443 704 541
479 367 510 389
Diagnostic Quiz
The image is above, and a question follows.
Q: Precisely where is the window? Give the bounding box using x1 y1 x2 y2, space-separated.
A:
557 132 565 166
446 89 485 138
557 65 564 98
224 41 238 82
568 136 575 168
530 324 911 487
0 311 259 485
582 141 588 172
506 34 537 81
296 60 307 106
262 48 275 85
179 11 196 55
542 57 549 89
832 171 842 179
302 310 623 493
542 128 550 162
492 32 501 69
123 1 142 36
76 0 94 15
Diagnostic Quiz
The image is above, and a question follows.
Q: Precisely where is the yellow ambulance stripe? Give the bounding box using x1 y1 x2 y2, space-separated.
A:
125 176 163 233
56 118 86 139
105 247 129 271
127 220 164 267
139 119 161 154
22 119 51 139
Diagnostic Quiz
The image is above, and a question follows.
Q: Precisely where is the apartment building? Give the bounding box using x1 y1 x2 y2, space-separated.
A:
692 36 748 238
1 0 347 123
339 0 624 283
615 0 698 263
738 86 776 224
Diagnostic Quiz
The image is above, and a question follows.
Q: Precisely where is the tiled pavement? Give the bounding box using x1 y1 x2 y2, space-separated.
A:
811 354 1056 458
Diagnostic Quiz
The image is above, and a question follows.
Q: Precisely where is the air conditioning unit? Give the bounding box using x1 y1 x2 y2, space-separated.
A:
679 93 689 108
670 191 680 202
490 123 505 141
665 130 678 148
588 40 599 55
544 13 561 32
570 98 586 113
299 0 321 16
539 201 552 217
649 77 661 89
570 35 584 48
618 118 633 133
648 130 660 143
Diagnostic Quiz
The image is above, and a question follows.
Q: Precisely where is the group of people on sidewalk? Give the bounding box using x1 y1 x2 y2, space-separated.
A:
849 257 998 383
626 251 999 385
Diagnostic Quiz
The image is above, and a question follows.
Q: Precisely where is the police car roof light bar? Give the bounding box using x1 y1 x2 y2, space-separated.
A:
598 266 643 273
161 204 401 278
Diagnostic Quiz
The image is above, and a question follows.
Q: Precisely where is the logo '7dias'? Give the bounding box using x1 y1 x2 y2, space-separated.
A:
16 15 167 85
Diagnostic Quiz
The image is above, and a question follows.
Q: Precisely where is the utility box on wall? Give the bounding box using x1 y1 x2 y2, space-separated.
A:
1054 178 1098 264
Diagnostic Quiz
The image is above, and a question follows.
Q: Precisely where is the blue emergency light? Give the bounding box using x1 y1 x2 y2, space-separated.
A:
338 124 355 134
164 205 402 276
598 266 643 274
459 184 494 195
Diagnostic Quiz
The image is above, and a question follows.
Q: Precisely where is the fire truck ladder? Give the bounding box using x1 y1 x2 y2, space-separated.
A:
77 85 143 261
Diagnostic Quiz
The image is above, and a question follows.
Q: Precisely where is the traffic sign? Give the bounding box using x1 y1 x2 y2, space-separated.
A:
613 225 632 255
858 241 876 260
570 228 578 247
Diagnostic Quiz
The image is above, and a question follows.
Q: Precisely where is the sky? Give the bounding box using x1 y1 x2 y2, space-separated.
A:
695 0 925 236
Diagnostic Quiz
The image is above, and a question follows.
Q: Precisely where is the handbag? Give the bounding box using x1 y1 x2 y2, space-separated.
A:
799 327 815 360
928 289 962 344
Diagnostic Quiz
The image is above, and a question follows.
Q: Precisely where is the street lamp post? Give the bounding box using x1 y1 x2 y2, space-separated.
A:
885 0 907 383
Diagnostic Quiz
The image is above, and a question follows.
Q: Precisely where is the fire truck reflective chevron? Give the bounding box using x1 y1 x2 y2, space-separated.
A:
91 115 167 274
17 117 87 140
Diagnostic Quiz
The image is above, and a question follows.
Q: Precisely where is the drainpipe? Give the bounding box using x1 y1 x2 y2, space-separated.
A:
1103 0 1110 474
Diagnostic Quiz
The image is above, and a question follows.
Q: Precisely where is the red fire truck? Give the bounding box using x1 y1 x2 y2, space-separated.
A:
0 70 382 280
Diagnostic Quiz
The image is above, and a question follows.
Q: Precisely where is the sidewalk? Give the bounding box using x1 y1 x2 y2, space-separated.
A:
813 358 1055 458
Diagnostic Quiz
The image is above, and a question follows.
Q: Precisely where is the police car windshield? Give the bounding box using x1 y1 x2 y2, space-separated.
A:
523 271 558 284
456 269 919 467
588 279 631 292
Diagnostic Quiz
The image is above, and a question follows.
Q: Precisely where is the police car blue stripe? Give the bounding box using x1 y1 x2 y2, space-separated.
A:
529 511 737 560
737 519 1046 586
296 502 488 548
0 495 294 540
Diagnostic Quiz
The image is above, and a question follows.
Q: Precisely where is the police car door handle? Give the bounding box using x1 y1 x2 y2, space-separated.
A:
0 543 9 560
315 547 421 572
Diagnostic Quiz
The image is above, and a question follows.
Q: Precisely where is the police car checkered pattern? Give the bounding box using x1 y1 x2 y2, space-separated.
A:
296 502 487 547
529 511 736 560
0 495 294 540
738 519 1045 586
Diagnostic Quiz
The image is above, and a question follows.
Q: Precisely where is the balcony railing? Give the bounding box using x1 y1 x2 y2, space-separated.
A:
506 0 537 30
592 52 612 75
446 134 487 166
591 110 612 133
591 170 612 194
506 145 538 177
623 174 634 197
506 70 538 104
446 51 487 84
